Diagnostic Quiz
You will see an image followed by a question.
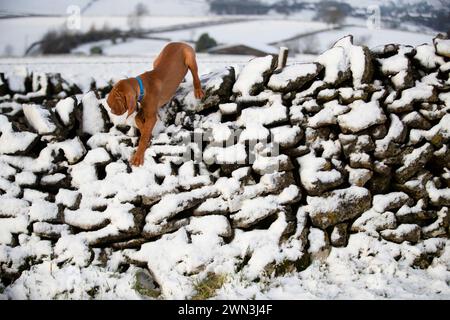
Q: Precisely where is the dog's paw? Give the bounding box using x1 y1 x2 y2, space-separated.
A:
195 88 205 100
130 152 145 167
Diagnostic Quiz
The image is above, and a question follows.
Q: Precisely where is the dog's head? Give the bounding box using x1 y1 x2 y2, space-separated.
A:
106 80 137 118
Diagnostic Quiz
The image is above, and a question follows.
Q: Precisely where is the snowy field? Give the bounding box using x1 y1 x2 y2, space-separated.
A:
156 19 329 44
0 16 221 56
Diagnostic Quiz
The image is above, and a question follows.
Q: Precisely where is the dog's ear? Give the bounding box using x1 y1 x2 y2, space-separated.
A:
124 90 137 119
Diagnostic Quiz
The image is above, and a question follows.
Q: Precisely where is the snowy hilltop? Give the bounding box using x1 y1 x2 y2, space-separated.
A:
0 34 450 299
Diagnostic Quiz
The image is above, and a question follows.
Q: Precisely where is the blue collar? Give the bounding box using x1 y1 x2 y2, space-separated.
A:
135 76 144 102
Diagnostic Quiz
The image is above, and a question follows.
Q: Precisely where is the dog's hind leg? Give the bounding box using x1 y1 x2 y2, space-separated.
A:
184 49 204 99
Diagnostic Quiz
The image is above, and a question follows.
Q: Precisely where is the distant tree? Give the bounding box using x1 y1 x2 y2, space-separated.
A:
315 1 346 26
90 46 103 55
127 2 150 31
195 33 218 52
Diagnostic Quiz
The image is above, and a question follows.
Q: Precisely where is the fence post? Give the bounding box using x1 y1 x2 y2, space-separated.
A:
276 46 289 70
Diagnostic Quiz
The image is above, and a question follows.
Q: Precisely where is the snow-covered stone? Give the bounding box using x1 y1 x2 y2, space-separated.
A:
22 104 58 135
81 91 108 135
307 186 372 229
308 228 330 261
315 46 350 85
176 66 235 112
0 115 38 155
268 63 322 92
372 192 411 213
233 55 276 97
434 36 450 58
380 224 421 244
337 100 386 133
297 153 344 196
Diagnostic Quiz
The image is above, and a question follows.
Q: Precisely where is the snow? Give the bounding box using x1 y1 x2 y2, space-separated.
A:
54 137 87 164
388 84 434 112
267 63 320 90
28 200 59 223
55 189 80 208
6 67 27 92
144 186 218 231
375 114 405 155
237 98 287 127
204 143 247 165
1 32 450 300
308 100 350 128
159 20 327 50
81 91 105 135
337 100 386 133
373 192 410 213
426 180 450 206
0 115 38 154
414 44 445 69
14 171 36 186
252 154 290 175
231 196 280 228
0 214 28 245
378 49 410 75
219 102 237 115
333 35 369 87
0 197 29 218
308 228 329 259
270 125 302 147
315 46 348 84
233 55 273 97
22 104 57 134
239 122 269 142
55 97 76 126
434 38 450 58
297 153 342 192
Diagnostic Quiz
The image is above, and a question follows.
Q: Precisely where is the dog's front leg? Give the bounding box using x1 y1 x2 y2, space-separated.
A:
130 99 158 166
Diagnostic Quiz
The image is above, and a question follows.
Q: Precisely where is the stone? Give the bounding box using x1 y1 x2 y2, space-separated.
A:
396 199 437 224
372 192 411 213
297 153 344 196
307 186 372 229
330 223 349 247
346 166 372 187
0 115 39 155
422 207 449 239
307 228 331 261
233 55 277 97
22 103 61 135
433 35 450 58
380 224 421 244
176 66 235 112
270 125 303 149
349 152 373 169
143 186 220 235
315 46 351 86
268 62 323 93
401 111 431 130
351 210 397 235
333 35 374 86
395 143 434 184
337 100 386 134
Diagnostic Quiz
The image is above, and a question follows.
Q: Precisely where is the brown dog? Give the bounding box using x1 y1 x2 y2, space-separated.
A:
106 42 204 166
